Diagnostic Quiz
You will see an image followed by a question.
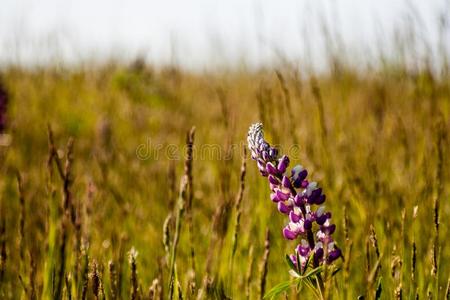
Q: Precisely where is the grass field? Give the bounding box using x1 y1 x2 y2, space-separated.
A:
0 60 449 299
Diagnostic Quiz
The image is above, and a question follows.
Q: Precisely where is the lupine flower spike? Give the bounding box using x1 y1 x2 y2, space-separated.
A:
248 123 342 297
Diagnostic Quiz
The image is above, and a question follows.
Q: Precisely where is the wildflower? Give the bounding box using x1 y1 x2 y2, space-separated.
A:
0 82 7 133
247 123 341 275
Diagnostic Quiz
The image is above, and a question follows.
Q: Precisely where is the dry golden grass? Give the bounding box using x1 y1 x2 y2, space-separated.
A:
0 61 449 299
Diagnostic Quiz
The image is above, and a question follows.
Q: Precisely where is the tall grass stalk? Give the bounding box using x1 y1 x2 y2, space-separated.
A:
168 127 195 299
16 172 25 261
108 261 118 300
259 229 270 300
245 245 254 300
129 248 139 300
431 115 445 297
184 127 196 295
229 147 247 286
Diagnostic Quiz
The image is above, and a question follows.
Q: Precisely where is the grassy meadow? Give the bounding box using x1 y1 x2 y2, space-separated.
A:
0 60 449 299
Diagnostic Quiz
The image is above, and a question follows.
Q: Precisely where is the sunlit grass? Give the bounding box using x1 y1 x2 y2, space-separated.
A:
0 61 449 299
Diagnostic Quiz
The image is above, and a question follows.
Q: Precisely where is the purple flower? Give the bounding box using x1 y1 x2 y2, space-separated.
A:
0 82 8 133
277 155 290 173
266 162 278 176
268 175 279 185
289 210 301 223
283 227 297 240
248 123 342 273
275 189 290 201
297 240 310 257
328 247 342 263
291 165 308 188
277 201 292 214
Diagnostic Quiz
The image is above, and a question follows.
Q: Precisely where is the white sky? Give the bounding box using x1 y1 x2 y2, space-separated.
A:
0 0 449 70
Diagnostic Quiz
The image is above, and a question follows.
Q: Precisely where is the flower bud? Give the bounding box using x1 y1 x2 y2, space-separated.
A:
277 202 291 214
316 213 328 225
313 247 324 266
309 188 322 203
282 176 292 189
315 194 326 205
269 148 278 159
291 165 308 188
322 224 336 235
289 254 297 266
277 155 290 173
327 248 342 263
275 189 290 201
268 175 279 185
266 162 278 176
270 192 280 202
297 241 310 256
289 211 300 223
283 227 297 240
294 194 304 206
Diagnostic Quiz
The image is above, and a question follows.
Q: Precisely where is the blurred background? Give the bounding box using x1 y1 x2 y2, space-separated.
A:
0 1 449 300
